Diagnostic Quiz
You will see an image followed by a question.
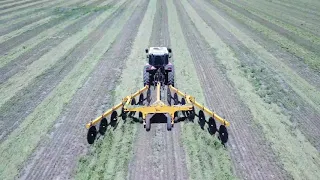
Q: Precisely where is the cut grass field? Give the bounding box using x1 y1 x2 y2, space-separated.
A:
1 0 319 179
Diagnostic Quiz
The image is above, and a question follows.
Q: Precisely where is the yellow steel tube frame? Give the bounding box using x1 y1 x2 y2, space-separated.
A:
86 82 230 129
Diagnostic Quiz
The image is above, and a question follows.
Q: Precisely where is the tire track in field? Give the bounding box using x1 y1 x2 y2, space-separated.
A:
0 0 86 35
0 0 106 83
0 0 105 56
128 0 189 180
0 0 131 179
0 0 116 142
176 0 289 179
19 0 143 179
184 0 320 179
0 0 49 16
195 0 320 150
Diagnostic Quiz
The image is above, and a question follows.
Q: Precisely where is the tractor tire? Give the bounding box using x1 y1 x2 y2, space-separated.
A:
168 67 174 87
219 125 228 144
143 66 150 86
99 118 108 135
87 126 97 144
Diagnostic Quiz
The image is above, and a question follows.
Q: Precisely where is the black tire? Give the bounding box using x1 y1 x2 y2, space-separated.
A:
110 111 118 127
168 66 174 87
138 93 144 105
167 115 172 131
208 117 217 135
198 110 205 129
146 118 151 131
174 93 179 105
121 108 127 120
87 126 97 144
147 88 151 104
219 125 228 144
167 86 171 105
99 118 108 135
181 98 186 105
130 98 136 116
143 66 150 86
188 107 195 121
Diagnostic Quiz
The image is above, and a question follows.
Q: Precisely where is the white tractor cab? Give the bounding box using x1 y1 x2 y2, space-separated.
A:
143 47 174 87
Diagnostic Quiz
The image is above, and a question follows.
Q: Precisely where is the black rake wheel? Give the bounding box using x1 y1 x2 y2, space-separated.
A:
167 87 171 105
208 117 217 135
110 111 118 127
167 115 172 131
181 98 186 105
219 125 228 144
121 108 127 120
198 110 206 130
174 93 179 105
139 93 144 105
87 126 97 144
130 98 136 116
146 118 151 131
147 88 151 104
99 118 108 135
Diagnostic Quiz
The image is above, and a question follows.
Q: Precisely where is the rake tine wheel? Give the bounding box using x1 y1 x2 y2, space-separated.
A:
99 118 108 135
87 126 97 144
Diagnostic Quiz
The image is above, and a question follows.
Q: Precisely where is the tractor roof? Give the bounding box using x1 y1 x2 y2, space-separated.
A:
148 47 168 55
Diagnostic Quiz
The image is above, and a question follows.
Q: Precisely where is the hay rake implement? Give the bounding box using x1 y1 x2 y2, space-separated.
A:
85 47 230 144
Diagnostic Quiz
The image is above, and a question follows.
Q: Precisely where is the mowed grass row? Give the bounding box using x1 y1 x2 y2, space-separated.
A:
75 0 156 179
0 0 131 179
0 0 84 33
186 0 320 179
0 0 107 67
233 0 320 36
0 0 120 108
0 15 58 43
225 0 320 57
199 1 320 147
214 0 320 72
0 0 50 15
208 0 320 112
167 0 235 179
